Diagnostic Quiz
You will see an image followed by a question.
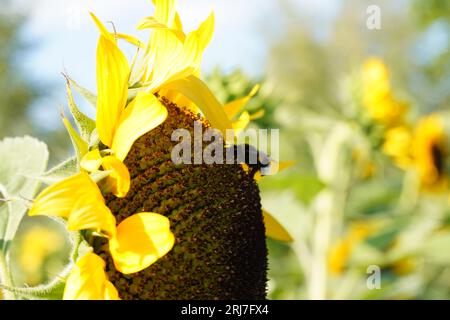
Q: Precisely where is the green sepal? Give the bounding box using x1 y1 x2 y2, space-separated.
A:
89 128 101 149
62 116 89 163
65 80 96 142
67 76 97 108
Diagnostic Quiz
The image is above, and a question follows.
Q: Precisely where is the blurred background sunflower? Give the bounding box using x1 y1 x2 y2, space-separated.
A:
2 0 450 299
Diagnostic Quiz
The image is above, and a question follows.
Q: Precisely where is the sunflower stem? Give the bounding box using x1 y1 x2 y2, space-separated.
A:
0 250 15 300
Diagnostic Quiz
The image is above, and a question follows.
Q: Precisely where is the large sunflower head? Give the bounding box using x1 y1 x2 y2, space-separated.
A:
23 0 292 300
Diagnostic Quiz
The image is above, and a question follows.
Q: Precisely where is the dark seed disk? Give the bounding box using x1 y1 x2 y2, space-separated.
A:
95 98 267 300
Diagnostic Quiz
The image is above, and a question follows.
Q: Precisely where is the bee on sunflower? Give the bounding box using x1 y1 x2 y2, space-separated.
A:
1 0 292 300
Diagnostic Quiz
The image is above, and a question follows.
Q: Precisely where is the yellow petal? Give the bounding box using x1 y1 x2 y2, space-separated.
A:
152 0 177 26
104 281 120 300
116 33 145 49
159 88 200 114
249 109 265 120
96 35 130 147
136 16 169 30
112 92 168 161
279 160 296 172
263 210 294 242
163 75 233 138
29 172 116 237
101 156 130 198
173 12 186 41
67 193 116 237
89 12 115 42
80 149 103 172
254 160 295 181
194 11 215 52
63 252 120 300
232 111 250 136
29 172 94 219
146 29 198 91
109 213 175 274
224 85 260 119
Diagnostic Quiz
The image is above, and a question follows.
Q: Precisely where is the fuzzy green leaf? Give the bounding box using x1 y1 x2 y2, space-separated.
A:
0 136 48 252
32 157 78 185
0 267 69 300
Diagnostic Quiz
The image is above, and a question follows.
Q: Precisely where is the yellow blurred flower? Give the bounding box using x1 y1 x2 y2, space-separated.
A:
19 226 65 277
392 257 418 276
383 125 414 169
413 114 448 192
329 222 378 275
352 148 377 179
362 58 408 127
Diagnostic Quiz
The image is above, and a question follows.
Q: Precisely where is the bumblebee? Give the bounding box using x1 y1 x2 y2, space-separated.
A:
228 144 273 178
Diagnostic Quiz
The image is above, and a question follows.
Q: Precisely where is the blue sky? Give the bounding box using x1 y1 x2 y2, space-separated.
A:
14 0 341 129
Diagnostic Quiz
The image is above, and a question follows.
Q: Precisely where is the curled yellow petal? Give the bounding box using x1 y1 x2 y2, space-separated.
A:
263 210 294 242
101 156 131 198
109 213 175 274
63 252 120 300
67 192 116 237
163 75 233 138
80 149 103 172
96 35 130 147
112 92 168 161
224 85 260 119
29 172 93 219
29 172 116 237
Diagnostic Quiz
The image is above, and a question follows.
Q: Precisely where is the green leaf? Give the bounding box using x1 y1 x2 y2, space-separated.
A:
65 81 96 141
32 157 78 185
0 136 48 252
0 267 69 300
62 117 89 163
67 77 97 108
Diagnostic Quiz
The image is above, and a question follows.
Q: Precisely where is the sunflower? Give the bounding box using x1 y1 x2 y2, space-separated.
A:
328 222 379 275
412 114 448 191
362 58 408 127
383 125 414 169
26 0 292 300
